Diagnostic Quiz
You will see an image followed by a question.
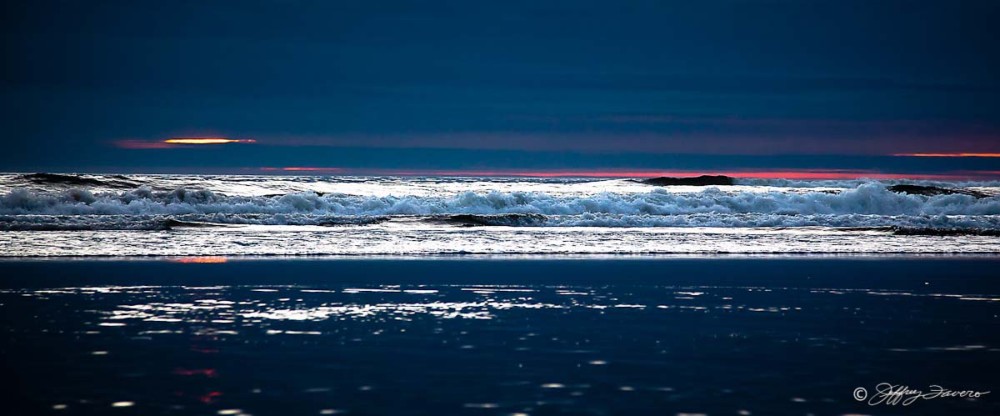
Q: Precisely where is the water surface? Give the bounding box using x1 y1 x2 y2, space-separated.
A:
1 258 997 415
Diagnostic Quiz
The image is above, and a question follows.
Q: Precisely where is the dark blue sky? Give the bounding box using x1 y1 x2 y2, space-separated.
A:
2 0 999 175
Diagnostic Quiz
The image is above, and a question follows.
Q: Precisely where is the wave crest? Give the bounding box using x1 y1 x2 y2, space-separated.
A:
2 183 999 217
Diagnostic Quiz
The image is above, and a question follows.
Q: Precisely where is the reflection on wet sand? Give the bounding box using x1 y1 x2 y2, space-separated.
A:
2 275 998 415
173 256 229 264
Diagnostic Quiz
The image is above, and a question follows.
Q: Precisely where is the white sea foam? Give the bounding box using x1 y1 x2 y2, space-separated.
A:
1 174 999 231
2 183 998 217
1 175 999 255
3 226 999 256
1 212 999 231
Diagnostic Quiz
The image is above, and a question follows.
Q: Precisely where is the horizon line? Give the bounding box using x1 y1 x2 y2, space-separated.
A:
6 168 995 180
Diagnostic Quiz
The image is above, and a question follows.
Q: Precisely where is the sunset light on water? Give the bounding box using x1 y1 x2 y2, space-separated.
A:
3 1 999 415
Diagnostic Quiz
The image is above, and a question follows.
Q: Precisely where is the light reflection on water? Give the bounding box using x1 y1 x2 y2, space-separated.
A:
15 283 996 322
173 256 229 264
5 227 1000 257
2 280 999 415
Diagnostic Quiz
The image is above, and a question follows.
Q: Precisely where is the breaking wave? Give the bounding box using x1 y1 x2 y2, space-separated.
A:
0 181 998 231
1 212 998 231
2 183 998 216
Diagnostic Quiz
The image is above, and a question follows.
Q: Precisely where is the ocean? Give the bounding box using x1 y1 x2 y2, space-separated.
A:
1 173 999 256
1 173 998 415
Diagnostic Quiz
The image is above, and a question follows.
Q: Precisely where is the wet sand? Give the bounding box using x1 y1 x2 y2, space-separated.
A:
1 257 998 415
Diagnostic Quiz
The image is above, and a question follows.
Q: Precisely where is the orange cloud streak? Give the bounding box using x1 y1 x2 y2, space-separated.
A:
893 153 1000 158
115 138 257 148
164 138 257 145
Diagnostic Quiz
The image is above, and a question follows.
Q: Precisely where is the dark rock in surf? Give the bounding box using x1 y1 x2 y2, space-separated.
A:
262 191 327 198
163 219 242 229
18 172 139 188
639 175 735 186
887 184 987 198
840 226 999 237
890 227 1000 237
20 173 109 187
317 216 390 226
427 213 548 227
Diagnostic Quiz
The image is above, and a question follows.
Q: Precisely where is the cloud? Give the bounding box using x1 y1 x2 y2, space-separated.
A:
115 138 256 149
893 153 1000 158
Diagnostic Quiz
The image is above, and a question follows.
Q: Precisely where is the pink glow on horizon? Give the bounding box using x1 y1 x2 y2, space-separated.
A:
892 153 1000 158
114 140 174 149
260 166 346 173
251 167 998 180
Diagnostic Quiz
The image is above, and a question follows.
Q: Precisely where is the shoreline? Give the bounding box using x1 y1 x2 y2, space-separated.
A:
3 252 1000 262
3 256 998 287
